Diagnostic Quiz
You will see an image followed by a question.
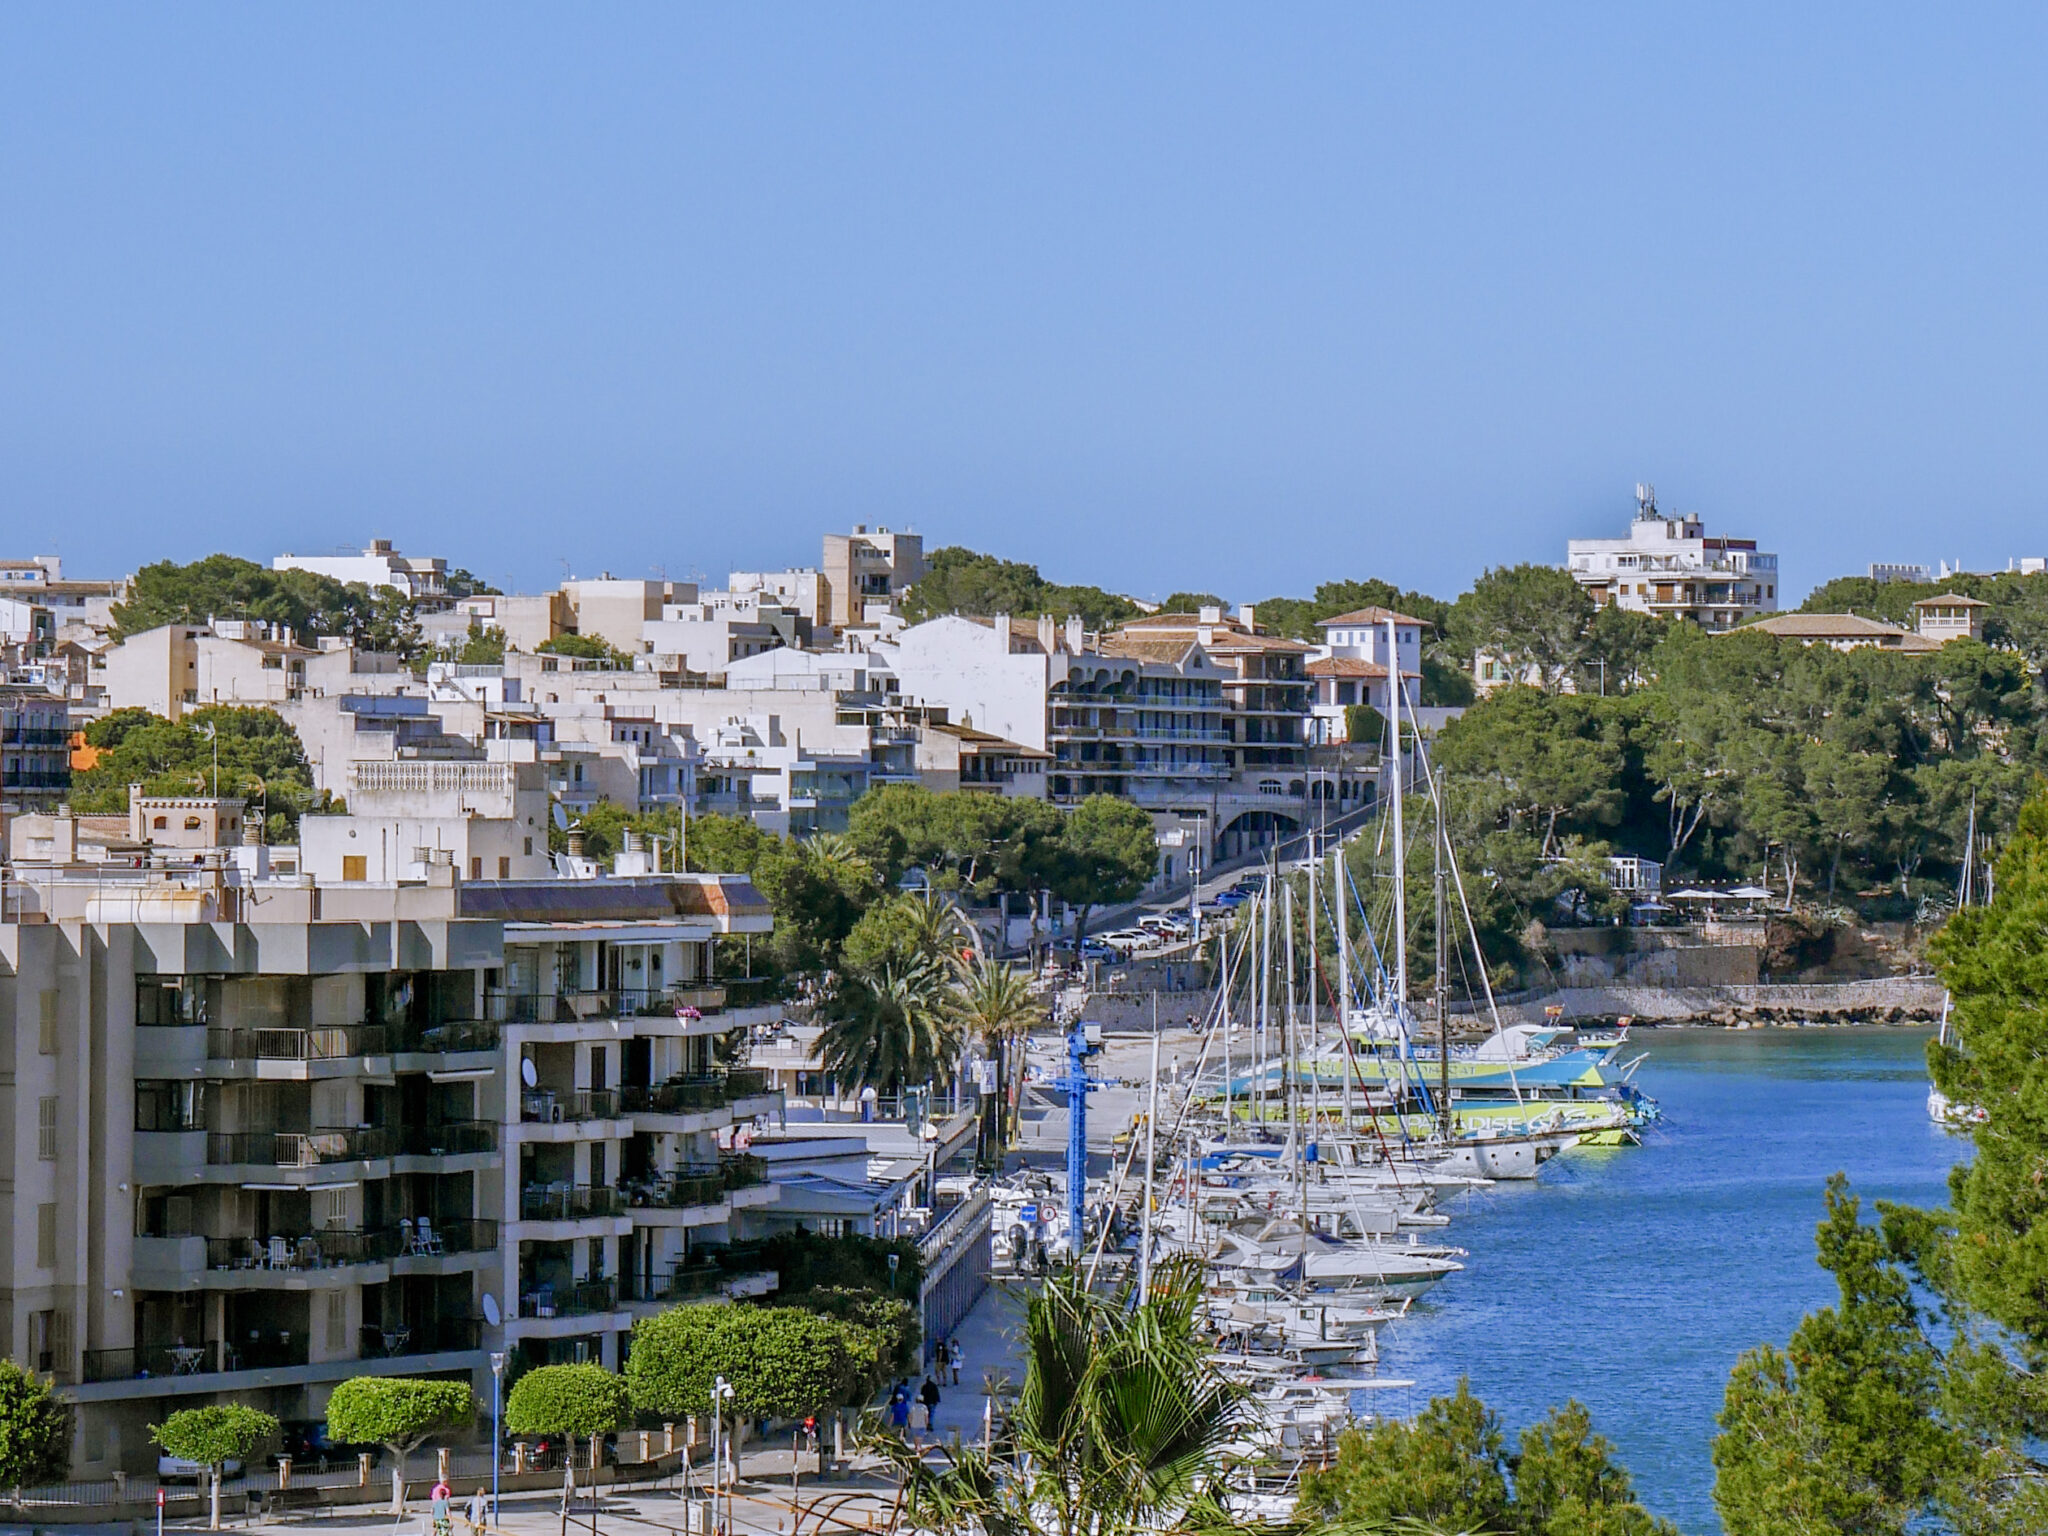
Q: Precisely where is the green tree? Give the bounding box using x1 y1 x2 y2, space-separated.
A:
1711 1179 1954 1536
153 1404 276 1529
1515 1401 1678 1536
902 547 1139 631
536 632 637 667
1302 1380 1513 1533
1448 564 1595 694
70 706 322 832
814 953 961 1097
880 1259 1254 1536
505 1363 630 1518
1434 688 1627 856
325 1377 474 1513
951 955 1044 1155
0 1359 70 1495
766 1288 921 1382
112 555 371 641
841 891 977 974
454 625 507 665
1158 592 1224 613
1045 795 1159 950
444 567 501 599
625 1303 877 1426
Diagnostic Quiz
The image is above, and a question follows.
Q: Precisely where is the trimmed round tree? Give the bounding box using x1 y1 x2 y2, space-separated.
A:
0 1359 71 1497
325 1377 474 1513
625 1303 875 1429
505 1365 631 1513
153 1404 276 1530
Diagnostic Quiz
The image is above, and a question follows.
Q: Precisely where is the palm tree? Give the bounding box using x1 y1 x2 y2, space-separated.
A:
950 956 1043 1157
878 1257 1259 1536
813 954 962 1099
903 889 981 966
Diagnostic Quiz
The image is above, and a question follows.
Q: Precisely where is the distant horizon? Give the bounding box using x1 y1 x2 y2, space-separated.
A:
34 510 2030 615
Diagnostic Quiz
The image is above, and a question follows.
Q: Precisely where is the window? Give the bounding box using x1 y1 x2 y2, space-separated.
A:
470 857 483 880
498 857 511 879
138 976 208 1026
38 990 57 1054
135 1080 207 1132
38 1096 57 1159
36 1204 56 1266
523 837 533 856
183 816 202 831
152 816 167 830
326 1291 346 1350
341 855 367 882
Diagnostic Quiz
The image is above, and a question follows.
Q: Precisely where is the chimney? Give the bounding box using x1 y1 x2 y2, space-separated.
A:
129 782 146 843
1198 605 1222 624
1239 604 1258 632
52 806 76 864
566 827 586 858
994 614 1012 650
1037 614 1057 653
1065 615 1084 653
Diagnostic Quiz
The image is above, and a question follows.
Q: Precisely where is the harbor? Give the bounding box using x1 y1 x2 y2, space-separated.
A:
989 1022 1959 1534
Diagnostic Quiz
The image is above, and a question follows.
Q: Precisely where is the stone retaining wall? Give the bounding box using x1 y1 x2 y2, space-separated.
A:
1467 977 1946 1026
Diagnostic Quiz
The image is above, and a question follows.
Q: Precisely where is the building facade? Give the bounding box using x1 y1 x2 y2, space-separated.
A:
1567 487 1779 631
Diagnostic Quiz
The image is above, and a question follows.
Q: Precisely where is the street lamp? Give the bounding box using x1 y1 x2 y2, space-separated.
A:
710 1376 735 1536
490 1352 507 1524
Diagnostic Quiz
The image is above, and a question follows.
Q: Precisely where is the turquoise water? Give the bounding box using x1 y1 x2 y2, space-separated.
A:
1373 1026 1964 1535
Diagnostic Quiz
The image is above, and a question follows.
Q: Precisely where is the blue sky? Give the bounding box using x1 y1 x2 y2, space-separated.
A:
5 7 2047 605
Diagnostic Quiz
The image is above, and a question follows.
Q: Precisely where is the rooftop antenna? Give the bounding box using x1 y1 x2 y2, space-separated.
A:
1634 482 1659 520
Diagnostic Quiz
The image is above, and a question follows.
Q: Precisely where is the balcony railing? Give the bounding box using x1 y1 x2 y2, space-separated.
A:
520 1089 620 1123
207 1127 394 1166
518 1278 617 1318
82 1341 220 1383
207 1025 392 1061
399 1020 501 1054
397 1120 498 1156
520 1184 625 1221
619 1069 771 1116
626 1154 767 1209
488 987 725 1024
358 1318 484 1358
206 1229 400 1271
622 1263 733 1303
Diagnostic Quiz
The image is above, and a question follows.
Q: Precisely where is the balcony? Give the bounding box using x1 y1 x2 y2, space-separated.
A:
82 1341 222 1383
400 1020 501 1054
397 1120 498 1156
520 1089 620 1123
207 1127 394 1167
207 1025 392 1062
489 987 728 1025
518 1278 617 1319
520 1184 625 1221
205 1229 401 1271
625 1155 767 1210
620 1069 771 1116
358 1318 484 1358
622 1261 776 1304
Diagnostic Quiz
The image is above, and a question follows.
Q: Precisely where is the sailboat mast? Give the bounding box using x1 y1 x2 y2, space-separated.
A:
1387 618 1408 1022
1306 837 1320 1145
1140 1001 1159 1296
1283 879 1307 1258
1434 757 1451 1140
1337 843 1352 1132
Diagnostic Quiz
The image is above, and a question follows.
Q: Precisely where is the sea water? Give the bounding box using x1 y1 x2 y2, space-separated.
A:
1371 1025 1964 1535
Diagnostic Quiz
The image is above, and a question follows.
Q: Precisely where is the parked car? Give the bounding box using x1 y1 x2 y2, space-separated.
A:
160 1455 244 1481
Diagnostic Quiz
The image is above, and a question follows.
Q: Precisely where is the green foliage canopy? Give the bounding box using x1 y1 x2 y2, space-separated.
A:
72 706 321 834
0 1360 70 1489
325 1377 474 1458
152 1404 277 1470
902 547 1139 631
504 1365 631 1440
625 1303 878 1423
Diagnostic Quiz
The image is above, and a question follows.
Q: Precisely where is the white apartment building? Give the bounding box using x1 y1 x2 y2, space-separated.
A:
1566 487 1779 631
272 541 451 604
299 761 555 884
0 847 786 1478
642 592 810 680
0 557 126 643
821 526 925 631
1305 607 1425 744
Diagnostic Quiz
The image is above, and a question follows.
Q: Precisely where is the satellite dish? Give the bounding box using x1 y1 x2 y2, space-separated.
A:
481 1293 501 1327
552 803 569 832
520 1058 538 1089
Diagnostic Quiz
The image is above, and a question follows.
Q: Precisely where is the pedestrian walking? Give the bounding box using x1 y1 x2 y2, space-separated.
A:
430 1480 453 1536
948 1339 963 1386
888 1380 912 1434
919 1375 942 1432
933 1338 949 1381
466 1487 489 1536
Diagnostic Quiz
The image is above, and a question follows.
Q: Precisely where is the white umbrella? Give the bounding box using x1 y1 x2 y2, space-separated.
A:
1727 885 1774 899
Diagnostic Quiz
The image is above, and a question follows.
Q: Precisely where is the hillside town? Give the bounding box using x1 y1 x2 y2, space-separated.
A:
3 493 2046 1528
